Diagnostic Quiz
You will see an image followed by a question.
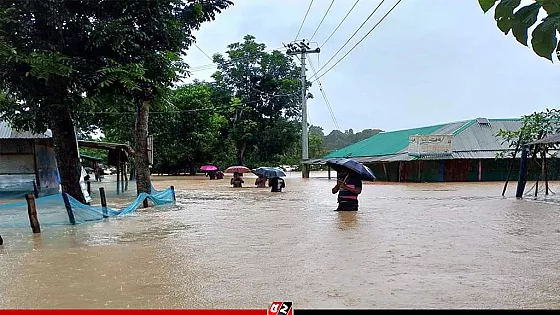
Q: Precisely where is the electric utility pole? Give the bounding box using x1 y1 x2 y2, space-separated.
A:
285 40 320 178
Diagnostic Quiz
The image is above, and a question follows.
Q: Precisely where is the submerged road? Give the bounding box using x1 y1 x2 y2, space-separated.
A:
0 173 560 309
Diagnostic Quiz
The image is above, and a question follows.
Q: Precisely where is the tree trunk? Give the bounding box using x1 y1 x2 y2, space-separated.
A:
135 100 152 196
48 105 86 204
502 133 523 196
236 143 246 165
189 164 196 176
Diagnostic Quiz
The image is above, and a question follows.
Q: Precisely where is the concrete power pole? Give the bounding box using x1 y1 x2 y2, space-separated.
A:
286 40 320 178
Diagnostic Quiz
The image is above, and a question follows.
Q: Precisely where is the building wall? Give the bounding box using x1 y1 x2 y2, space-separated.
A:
0 139 59 195
365 158 560 182
0 139 35 194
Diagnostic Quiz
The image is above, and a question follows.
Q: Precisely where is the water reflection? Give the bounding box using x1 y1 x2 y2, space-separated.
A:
336 211 358 231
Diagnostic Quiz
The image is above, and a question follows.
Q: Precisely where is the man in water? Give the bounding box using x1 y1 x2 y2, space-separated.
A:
269 176 285 192
231 172 244 187
331 169 362 211
255 174 267 188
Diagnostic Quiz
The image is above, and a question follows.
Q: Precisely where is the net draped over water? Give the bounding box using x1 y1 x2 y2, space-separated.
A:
0 185 175 229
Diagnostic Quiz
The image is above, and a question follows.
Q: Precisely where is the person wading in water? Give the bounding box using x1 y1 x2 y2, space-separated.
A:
269 176 285 192
231 172 244 188
331 169 362 211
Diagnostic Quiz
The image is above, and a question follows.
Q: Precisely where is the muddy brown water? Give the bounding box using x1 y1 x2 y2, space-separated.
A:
1 172 560 309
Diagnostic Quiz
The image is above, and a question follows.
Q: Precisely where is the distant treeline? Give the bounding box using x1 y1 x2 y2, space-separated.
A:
310 126 382 153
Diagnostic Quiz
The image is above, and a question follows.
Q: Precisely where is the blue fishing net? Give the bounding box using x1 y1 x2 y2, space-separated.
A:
0 185 176 229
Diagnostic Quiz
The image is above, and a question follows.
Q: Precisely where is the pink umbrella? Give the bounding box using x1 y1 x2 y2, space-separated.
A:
201 165 218 171
224 166 251 173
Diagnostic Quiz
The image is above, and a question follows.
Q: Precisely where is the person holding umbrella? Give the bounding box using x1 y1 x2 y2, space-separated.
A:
269 176 286 192
231 172 244 188
252 167 287 192
255 174 267 188
332 169 362 211
327 158 376 211
201 165 218 180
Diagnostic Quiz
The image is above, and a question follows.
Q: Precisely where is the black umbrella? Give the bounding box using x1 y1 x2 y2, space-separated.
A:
326 158 376 181
252 167 286 178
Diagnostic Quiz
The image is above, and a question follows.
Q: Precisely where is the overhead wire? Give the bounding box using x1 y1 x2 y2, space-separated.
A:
308 0 386 81
295 0 314 40
307 58 340 130
194 44 213 62
82 92 299 115
310 0 336 42
187 46 287 73
320 0 361 48
311 0 403 83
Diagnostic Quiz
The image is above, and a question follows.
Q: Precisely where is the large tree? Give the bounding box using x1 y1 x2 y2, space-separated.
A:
98 81 234 175
153 82 232 174
212 35 304 165
479 0 560 61
0 0 233 202
88 0 232 195
0 1 111 202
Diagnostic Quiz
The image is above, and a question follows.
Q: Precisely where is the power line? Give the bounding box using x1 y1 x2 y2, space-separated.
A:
187 46 287 73
308 58 340 130
194 44 213 62
320 0 361 48
83 92 299 115
308 0 386 81
312 0 403 82
295 0 314 41
310 0 336 42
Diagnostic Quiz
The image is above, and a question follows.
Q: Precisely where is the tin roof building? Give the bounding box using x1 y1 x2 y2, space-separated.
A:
307 118 558 182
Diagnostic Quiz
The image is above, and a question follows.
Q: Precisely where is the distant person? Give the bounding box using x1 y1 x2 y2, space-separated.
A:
216 171 224 180
231 172 244 188
331 169 362 211
269 177 285 192
207 170 217 180
255 175 267 188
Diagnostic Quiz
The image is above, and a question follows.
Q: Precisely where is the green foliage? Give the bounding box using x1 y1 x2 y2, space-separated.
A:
496 108 560 158
212 35 304 165
479 0 560 61
89 0 233 106
95 32 384 173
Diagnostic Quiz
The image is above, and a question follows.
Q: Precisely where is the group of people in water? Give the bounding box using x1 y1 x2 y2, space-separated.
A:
230 172 285 192
206 167 363 211
205 170 224 180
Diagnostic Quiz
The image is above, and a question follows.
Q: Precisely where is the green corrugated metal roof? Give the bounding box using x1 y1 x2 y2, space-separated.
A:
323 118 523 159
324 123 449 158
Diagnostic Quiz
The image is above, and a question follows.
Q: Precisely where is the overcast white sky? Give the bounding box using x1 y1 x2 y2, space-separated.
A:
183 0 560 134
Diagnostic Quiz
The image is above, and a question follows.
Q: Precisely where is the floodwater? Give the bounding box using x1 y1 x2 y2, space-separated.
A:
1 172 560 309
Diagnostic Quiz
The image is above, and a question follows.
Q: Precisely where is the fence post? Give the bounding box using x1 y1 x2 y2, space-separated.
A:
170 185 176 201
25 194 41 233
516 145 530 199
142 187 150 208
61 193 76 225
99 187 108 218
32 180 39 198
